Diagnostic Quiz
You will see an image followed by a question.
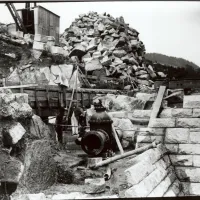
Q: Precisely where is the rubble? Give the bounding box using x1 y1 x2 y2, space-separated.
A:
58 11 157 89
85 178 106 194
0 11 162 90
2 122 26 146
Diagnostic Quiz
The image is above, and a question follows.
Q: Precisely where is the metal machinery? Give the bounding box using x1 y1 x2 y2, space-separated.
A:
5 3 37 34
78 100 117 157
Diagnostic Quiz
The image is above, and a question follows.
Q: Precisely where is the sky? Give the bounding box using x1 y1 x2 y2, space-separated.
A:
0 1 200 66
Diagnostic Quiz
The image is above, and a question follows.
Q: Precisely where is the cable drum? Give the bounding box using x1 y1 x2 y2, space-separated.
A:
81 129 110 156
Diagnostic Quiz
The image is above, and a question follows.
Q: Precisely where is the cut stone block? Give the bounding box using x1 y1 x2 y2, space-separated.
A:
85 58 103 71
193 155 200 167
182 182 200 195
86 195 118 199
16 193 46 200
131 110 151 118
183 95 200 108
159 109 172 118
155 158 169 170
138 128 165 136
148 170 176 197
190 132 200 143
0 93 15 105
0 104 15 118
136 142 150 148
108 111 128 119
193 109 200 117
2 122 26 146
47 36 55 41
87 157 102 168
24 33 34 43
33 41 45 51
51 192 88 200
14 93 29 104
128 145 167 167
137 135 151 143
10 102 33 119
50 46 64 55
163 155 171 169
112 118 136 146
169 155 193 166
0 149 24 183
85 178 106 194
29 115 52 139
178 144 200 154
46 41 56 51
32 49 42 59
165 144 179 153
69 44 86 57
165 128 189 144
137 135 163 143
125 167 167 197
125 160 156 186
149 118 175 128
172 108 192 118
16 31 24 38
176 167 200 182
163 179 181 197
34 34 48 43
20 140 56 192
190 128 200 132
176 118 200 128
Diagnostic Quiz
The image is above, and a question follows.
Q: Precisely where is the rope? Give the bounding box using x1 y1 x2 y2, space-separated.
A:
47 123 144 132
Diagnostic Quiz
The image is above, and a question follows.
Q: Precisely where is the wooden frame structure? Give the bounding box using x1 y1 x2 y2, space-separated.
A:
10 85 120 118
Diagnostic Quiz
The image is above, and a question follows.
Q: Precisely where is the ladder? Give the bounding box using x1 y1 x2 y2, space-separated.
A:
6 3 27 33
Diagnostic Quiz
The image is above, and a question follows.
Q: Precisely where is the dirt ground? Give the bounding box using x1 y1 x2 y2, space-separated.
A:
39 148 137 198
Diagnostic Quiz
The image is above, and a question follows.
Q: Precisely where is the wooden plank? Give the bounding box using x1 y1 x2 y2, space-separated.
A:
148 86 166 127
10 86 119 94
81 91 84 107
111 124 124 155
32 108 59 117
35 89 42 116
21 90 59 97
1 84 38 89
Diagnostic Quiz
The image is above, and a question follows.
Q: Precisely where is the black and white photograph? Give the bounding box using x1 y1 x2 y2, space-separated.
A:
0 1 200 199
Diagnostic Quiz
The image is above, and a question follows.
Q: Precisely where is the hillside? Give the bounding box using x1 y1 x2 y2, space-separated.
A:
145 53 200 79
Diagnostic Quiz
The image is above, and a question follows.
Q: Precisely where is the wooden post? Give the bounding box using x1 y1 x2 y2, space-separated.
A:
90 142 158 169
76 65 79 107
148 86 166 127
111 124 124 155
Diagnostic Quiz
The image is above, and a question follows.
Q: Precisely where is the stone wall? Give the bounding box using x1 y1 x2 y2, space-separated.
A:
134 95 200 196
122 144 183 197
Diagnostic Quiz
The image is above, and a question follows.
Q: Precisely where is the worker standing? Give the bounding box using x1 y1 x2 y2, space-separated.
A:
55 107 67 144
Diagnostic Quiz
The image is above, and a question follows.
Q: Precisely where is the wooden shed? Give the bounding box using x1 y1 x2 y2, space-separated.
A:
17 5 60 42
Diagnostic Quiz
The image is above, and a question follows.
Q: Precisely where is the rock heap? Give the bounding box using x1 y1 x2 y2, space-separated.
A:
0 88 57 196
1 11 158 90
59 11 155 89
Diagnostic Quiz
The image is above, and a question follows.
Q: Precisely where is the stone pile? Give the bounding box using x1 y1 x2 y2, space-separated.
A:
0 88 57 196
1 11 161 89
59 11 154 89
